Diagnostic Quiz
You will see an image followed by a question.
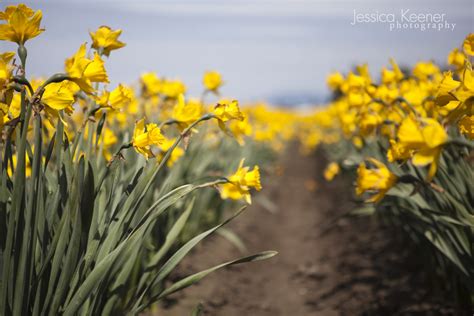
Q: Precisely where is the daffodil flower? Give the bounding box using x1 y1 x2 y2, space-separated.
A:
462 33 474 56
0 4 44 45
356 158 397 203
89 26 126 57
41 81 77 121
326 72 344 90
213 100 244 122
219 159 262 204
387 139 413 162
97 84 133 110
213 99 244 132
458 115 473 139
447 48 466 69
203 71 223 92
140 72 162 96
412 61 440 80
323 162 340 181
65 43 109 94
160 79 186 99
132 118 165 159
358 110 383 136
0 52 15 113
172 94 203 130
397 116 448 180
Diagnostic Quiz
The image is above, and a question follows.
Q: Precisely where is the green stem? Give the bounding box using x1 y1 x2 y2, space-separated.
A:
0 65 32 316
12 76 34 96
71 106 101 158
158 119 177 129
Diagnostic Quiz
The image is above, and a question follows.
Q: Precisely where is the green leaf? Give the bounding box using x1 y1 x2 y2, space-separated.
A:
424 230 468 275
216 228 247 253
134 251 277 313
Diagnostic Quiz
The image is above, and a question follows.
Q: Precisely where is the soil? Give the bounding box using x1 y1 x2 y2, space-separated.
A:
159 148 459 316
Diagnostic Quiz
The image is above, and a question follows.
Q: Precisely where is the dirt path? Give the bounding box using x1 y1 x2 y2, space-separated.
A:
161 149 455 315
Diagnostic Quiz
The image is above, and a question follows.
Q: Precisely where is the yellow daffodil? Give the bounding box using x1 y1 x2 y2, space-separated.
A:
342 72 366 91
326 72 344 90
352 136 363 149
172 94 203 129
412 61 439 80
387 139 413 162
141 72 162 96
347 90 370 107
41 81 77 117
89 26 126 56
381 68 396 85
359 111 383 136
373 84 399 104
356 158 397 203
65 43 109 94
434 71 470 121
436 71 461 97
381 60 403 85
203 71 223 91
323 162 339 181
213 99 245 132
220 159 262 204
462 33 474 56
448 48 466 69
397 116 448 179
213 100 244 122
458 115 473 139
161 79 186 99
0 4 44 45
97 84 133 110
0 52 14 110
357 64 372 85
132 118 165 159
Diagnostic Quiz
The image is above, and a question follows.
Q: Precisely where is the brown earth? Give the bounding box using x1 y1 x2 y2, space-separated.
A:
159 148 458 316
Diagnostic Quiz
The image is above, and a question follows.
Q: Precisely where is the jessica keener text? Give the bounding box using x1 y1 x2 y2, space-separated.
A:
351 9 456 31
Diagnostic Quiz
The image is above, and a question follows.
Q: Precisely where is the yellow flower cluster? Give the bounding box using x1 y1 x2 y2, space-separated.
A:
312 33 473 203
2 4 471 207
0 4 281 205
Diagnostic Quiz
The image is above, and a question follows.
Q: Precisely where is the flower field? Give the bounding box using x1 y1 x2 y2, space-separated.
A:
0 3 473 315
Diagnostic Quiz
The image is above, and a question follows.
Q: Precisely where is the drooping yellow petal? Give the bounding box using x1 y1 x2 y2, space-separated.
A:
397 116 425 149
462 33 474 56
421 119 447 149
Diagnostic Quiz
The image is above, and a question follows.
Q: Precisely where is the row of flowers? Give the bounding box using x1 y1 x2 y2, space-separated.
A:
310 33 474 304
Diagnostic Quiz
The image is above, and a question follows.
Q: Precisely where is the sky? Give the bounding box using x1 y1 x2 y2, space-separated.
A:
0 0 472 105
